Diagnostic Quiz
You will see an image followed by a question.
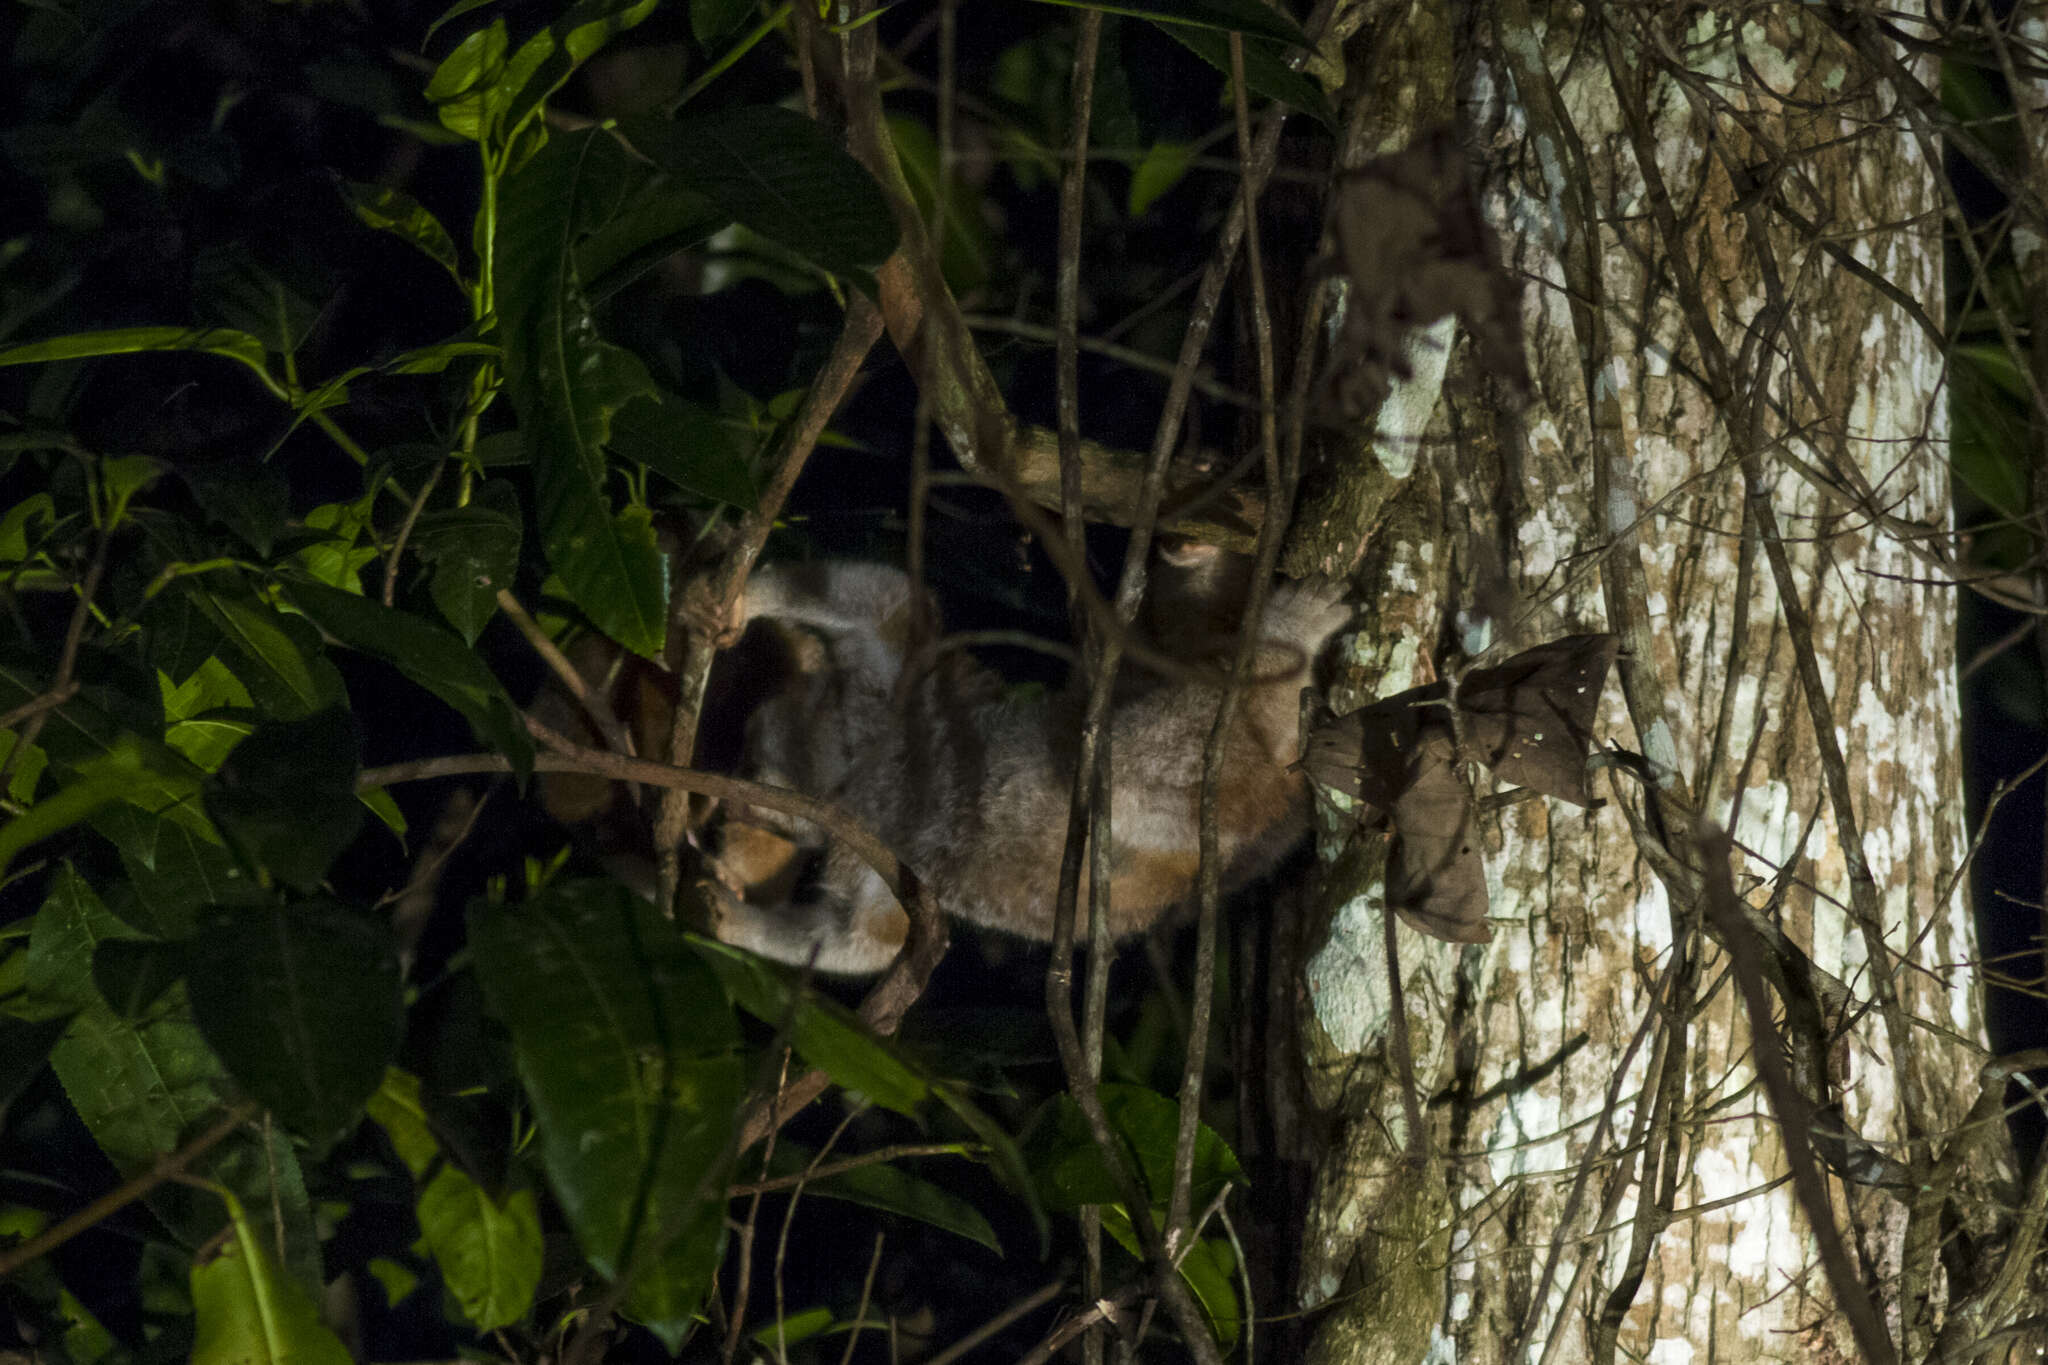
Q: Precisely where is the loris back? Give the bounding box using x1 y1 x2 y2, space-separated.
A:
708 553 1351 973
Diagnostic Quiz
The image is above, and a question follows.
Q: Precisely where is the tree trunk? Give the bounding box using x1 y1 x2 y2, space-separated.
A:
1287 6 2010 1361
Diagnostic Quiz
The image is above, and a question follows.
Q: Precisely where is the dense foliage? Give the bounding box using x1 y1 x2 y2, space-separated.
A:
0 0 1333 1360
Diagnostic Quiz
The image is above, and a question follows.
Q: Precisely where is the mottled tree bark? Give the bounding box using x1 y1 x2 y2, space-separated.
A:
1287 5 2011 1361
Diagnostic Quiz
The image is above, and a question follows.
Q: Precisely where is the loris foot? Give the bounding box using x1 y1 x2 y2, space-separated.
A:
1265 575 1354 652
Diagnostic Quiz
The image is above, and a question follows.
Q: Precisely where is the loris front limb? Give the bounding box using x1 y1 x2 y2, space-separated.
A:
706 558 1351 974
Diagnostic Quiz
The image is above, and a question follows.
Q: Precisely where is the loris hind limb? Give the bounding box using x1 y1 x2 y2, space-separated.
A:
706 556 1352 974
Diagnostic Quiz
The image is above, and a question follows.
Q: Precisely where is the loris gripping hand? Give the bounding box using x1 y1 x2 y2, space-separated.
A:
704 560 1351 974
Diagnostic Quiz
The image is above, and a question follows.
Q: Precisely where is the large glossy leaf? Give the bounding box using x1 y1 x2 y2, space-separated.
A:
495 129 666 658
410 479 522 644
1025 0 1310 48
283 578 535 780
470 881 744 1350
189 1187 352 1365
619 106 899 280
205 709 362 890
1154 22 1334 127
90 805 250 935
24 868 322 1291
0 739 152 879
1026 1083 1243 1212
185 901 401 1150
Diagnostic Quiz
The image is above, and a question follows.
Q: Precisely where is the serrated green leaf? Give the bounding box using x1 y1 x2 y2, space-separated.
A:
283 578 536 781
186 901 402 1150
470 882 744 1351
619 106 899 279
336 178 464 283
495 129 665 658
1154 21 1334 127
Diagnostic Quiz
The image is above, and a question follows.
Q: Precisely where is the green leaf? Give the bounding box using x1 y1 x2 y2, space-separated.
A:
496 0 662 140
182 586 347 722
359 787 408 839
690 0 753 44
425 0 506 52
1952 354 2030 517
471 882 744 1351
577 183 727 306
192 244 322 358
1026 1083 1243 1212
766 1140 999 1253
411 479 522 643
189 1187 353 1365
0 327 286 399
185 901 402 1150
26 868 322 1291
204 708 363 890
335 178 464 283
91 937 184 1018
364 1067 440 1177
417 1166 544 1331
885 115 991 294
1128 139 1194 217
1028 0 1310 48
608 394 755 508
750 1306 836 1348
283 578 536 781
1154 22 1335 127
186 463 291 556
1097 1204 1240 1346
688 934 929 1115
426 18 510 139
90 804 250 935
0 1015 69 1108
0 739 153 880
619 105 900 279
496 129 666 658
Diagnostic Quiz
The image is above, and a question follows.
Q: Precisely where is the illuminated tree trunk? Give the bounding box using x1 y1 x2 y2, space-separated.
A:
1286 6 2010 1361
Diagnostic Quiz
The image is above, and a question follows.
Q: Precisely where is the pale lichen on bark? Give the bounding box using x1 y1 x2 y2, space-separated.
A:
1294 3 1988 1362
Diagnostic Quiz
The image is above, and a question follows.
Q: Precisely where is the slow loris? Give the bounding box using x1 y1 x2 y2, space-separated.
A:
706 548 1352 973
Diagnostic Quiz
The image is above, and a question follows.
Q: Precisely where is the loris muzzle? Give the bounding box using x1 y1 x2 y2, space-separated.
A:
703 551 1352 974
